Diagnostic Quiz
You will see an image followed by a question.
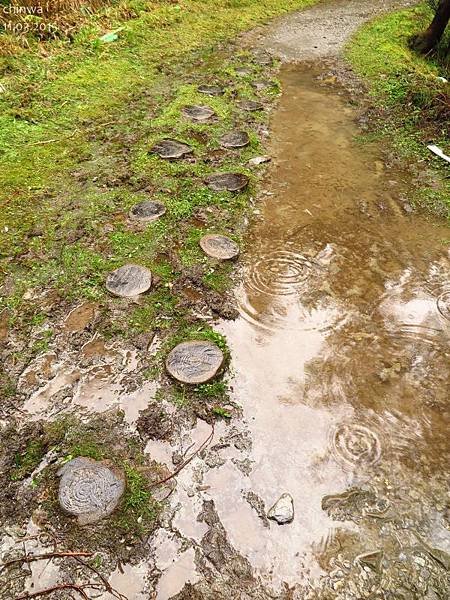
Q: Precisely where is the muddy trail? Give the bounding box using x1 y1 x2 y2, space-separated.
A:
1 0 450 599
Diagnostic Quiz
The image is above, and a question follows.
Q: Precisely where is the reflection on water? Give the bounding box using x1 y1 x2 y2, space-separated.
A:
212 65 450 591
142 66 449 596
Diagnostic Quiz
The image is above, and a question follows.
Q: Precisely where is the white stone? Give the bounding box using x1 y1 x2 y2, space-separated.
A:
267 492 294 524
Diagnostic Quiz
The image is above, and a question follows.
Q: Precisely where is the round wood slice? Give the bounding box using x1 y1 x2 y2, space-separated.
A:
237 100 263 112
198 84 224 96
252 80 272 91
106 264 152 297
220 130 250 149
253 51 273 66
166 340 224 384
129 201 166 222
235 67 251 76
150 139 193 159
58 457 125 525
205 172 249 192
182 105 216 122
437 291 450 321
200 234 240 260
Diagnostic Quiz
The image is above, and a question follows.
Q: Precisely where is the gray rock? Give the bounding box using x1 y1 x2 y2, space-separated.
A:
267 492 294 524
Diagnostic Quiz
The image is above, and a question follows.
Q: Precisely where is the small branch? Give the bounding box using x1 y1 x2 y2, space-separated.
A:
74 557 128 600
15 583 90 599
1 551 93 574
150 424 215 489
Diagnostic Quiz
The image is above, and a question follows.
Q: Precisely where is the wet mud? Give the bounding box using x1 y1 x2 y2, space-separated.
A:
147 66 449 598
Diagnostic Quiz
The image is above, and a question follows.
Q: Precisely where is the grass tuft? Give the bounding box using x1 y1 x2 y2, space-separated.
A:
346 3 449 216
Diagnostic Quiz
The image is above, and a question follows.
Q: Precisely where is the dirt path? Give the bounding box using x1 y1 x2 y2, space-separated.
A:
258 0 417 59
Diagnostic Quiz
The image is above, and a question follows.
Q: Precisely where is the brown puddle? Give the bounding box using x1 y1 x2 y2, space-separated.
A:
213 65 450 589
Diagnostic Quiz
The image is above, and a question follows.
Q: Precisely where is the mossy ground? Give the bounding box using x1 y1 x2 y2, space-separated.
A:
346 3 449 218
0 0 314 392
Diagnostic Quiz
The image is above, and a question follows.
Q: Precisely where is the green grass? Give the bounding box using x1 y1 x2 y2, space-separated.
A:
346 3 449 217
115 463 160 534
0 0 320 434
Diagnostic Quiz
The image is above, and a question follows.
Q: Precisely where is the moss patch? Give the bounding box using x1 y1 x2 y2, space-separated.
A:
1 413 163 559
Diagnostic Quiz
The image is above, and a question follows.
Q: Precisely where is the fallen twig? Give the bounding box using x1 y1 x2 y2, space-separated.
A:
150 423 215 489
74 556 128 600
15 583 90 599
1 551 93 574
4 550 129 600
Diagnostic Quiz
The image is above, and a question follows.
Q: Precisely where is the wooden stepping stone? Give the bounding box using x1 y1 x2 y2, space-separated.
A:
237 100 263 112
166 340 224 384
58 457 125 525
182 105 216 122
200 234 239 260
253 51 273 66
129 200 166 222
150 139 193 159
220 130 250 149
235 67 251 76
252 80 272 91
198 84 224 96
205 172 249 193
437 291 450 321
106 264 152 297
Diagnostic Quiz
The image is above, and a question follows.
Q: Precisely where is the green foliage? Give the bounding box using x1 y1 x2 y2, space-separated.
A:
195 380 228 398
346 3 449 217
426 0 439 13
212 406 232 419
129 288 179 332
116 463 159 533
11 439 45 481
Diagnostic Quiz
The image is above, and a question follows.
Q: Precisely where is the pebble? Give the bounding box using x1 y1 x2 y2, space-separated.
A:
267 492 294 524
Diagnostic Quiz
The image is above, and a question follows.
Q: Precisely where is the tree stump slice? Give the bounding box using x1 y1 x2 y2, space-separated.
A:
106 264 152 297
129 201 166 222
200 234 240 260
235 67 251 76
150 139 193 159
198 84 224 96
205 173 249 192
252 80 272 91
58 457 125 525
166 340 224 384
182 105 216 122
437 291 450 322
237 100 263 112
220 130 250 149
253 51 273 66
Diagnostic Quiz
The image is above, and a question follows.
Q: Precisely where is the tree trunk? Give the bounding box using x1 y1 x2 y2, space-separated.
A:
410 0 450 53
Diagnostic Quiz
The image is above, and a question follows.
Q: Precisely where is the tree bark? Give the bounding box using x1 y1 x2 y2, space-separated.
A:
410 0 450 53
